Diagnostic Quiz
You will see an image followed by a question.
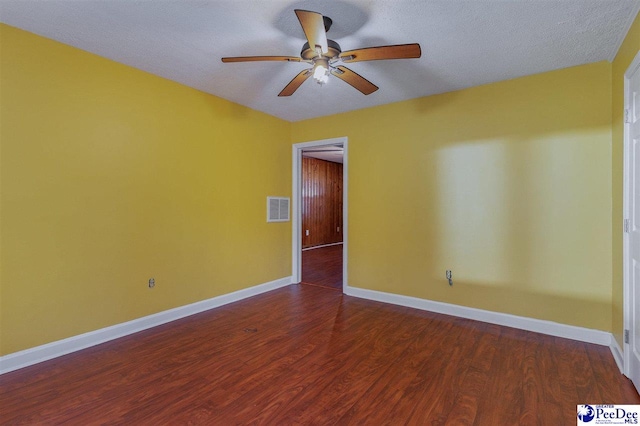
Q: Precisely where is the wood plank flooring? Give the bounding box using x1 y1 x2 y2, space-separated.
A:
1 284 638 424
301 244 342 290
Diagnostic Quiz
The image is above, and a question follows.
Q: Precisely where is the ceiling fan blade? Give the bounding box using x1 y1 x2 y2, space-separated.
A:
330 66 378 95
295 9 329 55
340 43 421 63
222 56 301 63
278 69 312 97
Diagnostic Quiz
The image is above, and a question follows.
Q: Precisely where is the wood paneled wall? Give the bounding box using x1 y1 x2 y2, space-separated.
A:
302 157 343 249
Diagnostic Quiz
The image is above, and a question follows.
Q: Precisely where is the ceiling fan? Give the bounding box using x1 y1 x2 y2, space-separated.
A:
221 9 421 97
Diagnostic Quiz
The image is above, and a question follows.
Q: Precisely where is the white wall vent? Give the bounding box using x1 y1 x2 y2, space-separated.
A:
267 197 290 222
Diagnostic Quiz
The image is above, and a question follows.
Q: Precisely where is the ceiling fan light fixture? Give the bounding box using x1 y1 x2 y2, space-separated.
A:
313 59 330 85
221 9 421 96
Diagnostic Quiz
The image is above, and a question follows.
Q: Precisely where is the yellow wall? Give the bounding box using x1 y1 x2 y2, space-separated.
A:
612 12 640 348
293 62 613 331
0 24 292 355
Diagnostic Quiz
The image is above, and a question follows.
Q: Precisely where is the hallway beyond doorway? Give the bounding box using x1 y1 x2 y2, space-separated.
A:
301 244 343 291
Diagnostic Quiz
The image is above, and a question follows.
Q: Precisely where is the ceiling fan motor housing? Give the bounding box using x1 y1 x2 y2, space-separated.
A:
301 39 342 61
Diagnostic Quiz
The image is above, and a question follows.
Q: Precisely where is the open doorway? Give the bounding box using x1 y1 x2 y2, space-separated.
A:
292 137 348 292
301 146 343 290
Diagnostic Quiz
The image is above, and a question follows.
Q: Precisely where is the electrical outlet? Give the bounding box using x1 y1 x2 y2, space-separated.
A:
446 270 453 286
305 229 309 236
148 278 155 288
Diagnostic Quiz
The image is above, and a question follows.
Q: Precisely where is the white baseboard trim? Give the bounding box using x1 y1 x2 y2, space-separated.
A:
0 276 292 375
610 336 625 374
344 285 613 347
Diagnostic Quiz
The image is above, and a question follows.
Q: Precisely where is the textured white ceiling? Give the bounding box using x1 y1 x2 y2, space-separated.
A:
1 0 639 122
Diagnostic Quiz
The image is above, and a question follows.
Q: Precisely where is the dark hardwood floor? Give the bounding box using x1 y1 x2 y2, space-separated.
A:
301 243 343 290
1 284 638 424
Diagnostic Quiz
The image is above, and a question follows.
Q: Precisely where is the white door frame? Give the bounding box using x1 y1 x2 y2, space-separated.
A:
623 50 640 378
292 137 348 289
